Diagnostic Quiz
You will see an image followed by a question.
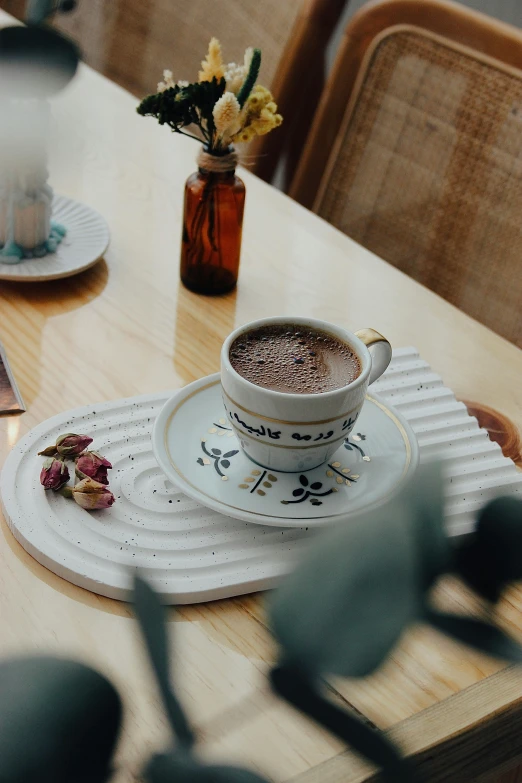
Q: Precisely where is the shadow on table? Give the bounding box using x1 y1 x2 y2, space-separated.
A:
2 510 266 623
0 257 109 317
1 512 133 618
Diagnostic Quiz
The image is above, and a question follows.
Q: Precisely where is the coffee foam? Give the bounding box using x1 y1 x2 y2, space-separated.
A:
229 324 361 394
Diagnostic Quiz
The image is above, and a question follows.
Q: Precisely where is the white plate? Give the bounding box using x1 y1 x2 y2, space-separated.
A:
152 374 420 528
0 194 109 281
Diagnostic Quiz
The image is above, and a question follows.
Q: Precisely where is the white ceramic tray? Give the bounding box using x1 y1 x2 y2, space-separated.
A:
1 347 521 604
0 195 109 281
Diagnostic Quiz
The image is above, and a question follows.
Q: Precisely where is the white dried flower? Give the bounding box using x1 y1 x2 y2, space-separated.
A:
164 70 175 88
243 47 253 70
224 63 246 95
213 91 241 134
177 80 189 88
224 49 254 96
158 69 176 91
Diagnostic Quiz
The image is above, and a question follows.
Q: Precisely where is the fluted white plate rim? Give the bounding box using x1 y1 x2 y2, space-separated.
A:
0 194 109 281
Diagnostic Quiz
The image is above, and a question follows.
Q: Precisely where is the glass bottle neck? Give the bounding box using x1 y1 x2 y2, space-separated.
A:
197 167 236 181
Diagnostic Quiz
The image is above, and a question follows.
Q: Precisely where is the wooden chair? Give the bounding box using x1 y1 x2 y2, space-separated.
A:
290 0 522 351
251 0 347 188
0 0 303 96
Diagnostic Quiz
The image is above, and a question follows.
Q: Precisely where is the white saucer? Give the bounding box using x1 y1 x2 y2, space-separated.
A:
152 374 419 528
0 195 109 282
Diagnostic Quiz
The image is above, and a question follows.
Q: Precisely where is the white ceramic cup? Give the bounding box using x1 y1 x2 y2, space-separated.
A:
220 316 392 472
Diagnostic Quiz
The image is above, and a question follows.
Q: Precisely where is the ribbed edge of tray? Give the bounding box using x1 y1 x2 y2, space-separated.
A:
374 347 521 535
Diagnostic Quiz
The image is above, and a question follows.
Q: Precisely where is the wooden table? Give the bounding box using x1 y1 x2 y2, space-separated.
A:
1 12 522 781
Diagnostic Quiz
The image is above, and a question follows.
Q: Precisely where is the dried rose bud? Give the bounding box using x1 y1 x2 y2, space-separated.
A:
38 444 58 457
71 477 115 510
40 458 70 491
55 433 93 458
76 451 112 485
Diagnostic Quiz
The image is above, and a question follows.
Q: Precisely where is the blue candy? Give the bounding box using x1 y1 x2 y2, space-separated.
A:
50 221 67 237
1 241 24 263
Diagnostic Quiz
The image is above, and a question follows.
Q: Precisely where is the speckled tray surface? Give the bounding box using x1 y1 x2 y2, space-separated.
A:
1 347 521 604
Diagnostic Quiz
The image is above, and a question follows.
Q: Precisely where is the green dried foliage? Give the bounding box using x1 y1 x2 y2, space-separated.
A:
0 656 121 783
269 466 522 781
137 78 226 143
133 577 270 783
269 465 445 679
26 0 76 24
26 0 56 23
2 476 522 783
145 751 268 783
454 496 522 601
424 610 522 660
409 466 450 590
271 664 414 783
134 576 194 748
237 48 261 108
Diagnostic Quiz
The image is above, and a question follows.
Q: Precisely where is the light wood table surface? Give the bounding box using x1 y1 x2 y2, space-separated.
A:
1 11 522 782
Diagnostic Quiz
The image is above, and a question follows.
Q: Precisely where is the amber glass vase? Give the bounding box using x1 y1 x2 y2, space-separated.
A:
180 149 245 295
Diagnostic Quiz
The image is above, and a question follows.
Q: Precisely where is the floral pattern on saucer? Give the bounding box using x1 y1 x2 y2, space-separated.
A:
153 373 419 528
196 420 370 508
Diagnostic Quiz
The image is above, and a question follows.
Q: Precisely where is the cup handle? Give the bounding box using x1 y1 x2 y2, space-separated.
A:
355 328 392 385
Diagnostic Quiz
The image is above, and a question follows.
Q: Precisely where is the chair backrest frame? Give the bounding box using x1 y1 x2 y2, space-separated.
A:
250 0 346 187
290 0 522 208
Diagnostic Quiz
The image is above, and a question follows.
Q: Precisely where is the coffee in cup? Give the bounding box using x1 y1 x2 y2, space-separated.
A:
221 317 392 472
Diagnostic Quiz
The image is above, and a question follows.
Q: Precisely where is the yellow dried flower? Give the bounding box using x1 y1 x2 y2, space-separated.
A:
213 91 241 134
247 85 272 109
139 43 283 152
230 83 282 143
242 87 280 122
251 108 278 135
234 126 257 143
199 37 225 82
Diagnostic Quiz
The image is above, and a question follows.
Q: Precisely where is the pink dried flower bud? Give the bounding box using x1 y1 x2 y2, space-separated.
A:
72 477 115 510
76 451 112 485
55 433 93 457
40 458 70 491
